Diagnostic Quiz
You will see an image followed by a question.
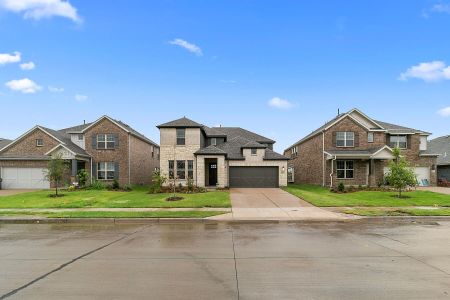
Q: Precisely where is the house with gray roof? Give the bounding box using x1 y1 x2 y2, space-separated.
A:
157 117 288 188
284 108 438 187
428 135 450 182
0 116 159 189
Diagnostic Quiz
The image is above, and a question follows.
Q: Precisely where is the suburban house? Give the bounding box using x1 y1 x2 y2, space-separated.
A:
428 135 450 182
157 117 288 188
284 108 438 188
0 116 159 189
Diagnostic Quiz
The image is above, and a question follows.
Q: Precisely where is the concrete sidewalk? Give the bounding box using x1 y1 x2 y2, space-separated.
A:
418 186 450 195
210 188 353 221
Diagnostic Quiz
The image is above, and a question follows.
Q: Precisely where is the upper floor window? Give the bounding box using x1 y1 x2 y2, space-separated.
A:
291 146 298 156
368 132 374 143
36 139 44 147
176 128 185 145
336 132 354 147
77 134 84 141
97 134 115 149
211 138 217 146
389 135 407 149
251 148 257 155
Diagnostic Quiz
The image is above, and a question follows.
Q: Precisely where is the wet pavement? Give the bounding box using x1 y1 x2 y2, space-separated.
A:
0 220 449 299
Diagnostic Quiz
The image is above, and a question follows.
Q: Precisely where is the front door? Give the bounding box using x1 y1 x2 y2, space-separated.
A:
208 163 217 186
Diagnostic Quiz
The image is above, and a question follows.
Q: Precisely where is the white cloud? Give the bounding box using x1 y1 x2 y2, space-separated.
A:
48 86 64 92
75 94 87 101
5 78 42 93
431 3 450 13
0 51 21 65
399 61 450 82
438 106 450 117
0 0 82 23
20 61 35 70
169 38 203 56
268 97 294 109
220 79 237 84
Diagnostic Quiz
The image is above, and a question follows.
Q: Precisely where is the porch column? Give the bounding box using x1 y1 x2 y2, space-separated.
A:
71 159 78 177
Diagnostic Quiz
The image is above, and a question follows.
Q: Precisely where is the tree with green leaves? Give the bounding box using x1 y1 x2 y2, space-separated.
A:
44 153 68 197
385 147 418 198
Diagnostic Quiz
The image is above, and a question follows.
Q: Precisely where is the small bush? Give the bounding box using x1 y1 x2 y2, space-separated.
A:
77 170 89 187
149 170 166 194
187 177 194 193
89 180 107 190
112 180 120 190
337 182 345 192
67 185 76 192
123 184 133 192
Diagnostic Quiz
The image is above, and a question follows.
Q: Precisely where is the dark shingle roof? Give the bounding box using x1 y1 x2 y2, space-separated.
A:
0 155 51 160
325 147 386 156
202 126 227 137
41 126 90 157
242 141 266 148
194 145 227 155
157 117 204 128
113 119 158 146
429 135 450 165
0 139 12 150
211 127 275 144
374 120 429 135
264 149 289 160
58 123 92 133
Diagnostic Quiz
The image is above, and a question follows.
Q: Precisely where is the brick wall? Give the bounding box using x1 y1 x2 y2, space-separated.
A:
0 128 59 156
129 135 159 185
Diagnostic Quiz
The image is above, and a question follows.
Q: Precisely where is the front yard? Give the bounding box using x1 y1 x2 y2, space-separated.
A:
283 184 450 216
0 186 231 209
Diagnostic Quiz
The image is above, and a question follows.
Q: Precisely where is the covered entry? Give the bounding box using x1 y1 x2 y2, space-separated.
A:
229 166 279 188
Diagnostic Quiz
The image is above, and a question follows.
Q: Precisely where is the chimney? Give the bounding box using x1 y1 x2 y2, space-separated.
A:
337 108 340 116
83 120 86 125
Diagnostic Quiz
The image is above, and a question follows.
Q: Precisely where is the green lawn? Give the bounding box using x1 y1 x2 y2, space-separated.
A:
283 184 450 207
0 187 230 209
0 210 226 218
343 208 450 217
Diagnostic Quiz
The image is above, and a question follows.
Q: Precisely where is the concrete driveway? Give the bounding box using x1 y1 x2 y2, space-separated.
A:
211 188 350 221
0 190 37 197
418 186 450 195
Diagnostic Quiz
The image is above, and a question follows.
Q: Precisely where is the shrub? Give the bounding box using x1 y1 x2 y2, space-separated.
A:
149 170 166 194
112 180 120 190
123 184 133 192
77 169 89 187
89 180 106 190
187 177 194 193
385 147 418 198
337 182 345 192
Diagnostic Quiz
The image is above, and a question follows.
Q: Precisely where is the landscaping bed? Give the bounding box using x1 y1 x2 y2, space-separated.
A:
342 207 450 217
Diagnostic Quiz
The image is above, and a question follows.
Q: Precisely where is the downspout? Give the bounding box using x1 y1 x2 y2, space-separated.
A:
128 133 131 185
322 131 325 187
330 155 337 189
90 158 93 184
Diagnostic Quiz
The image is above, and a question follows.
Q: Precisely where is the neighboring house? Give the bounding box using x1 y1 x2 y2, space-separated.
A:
0 116 159 189
428 135 450 181
0 138 11 150
157 117 288 188
284 108 438 188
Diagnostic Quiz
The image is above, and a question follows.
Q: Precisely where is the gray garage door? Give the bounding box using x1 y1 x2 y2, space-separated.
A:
229 166 279 188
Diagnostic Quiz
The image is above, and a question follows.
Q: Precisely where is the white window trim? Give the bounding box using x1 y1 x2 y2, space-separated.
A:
251 148 257 156
36 139 44 147
336 160 354 179
97 162 115 180
211 138 217 146
78 134 84 141
336 132 355 147
97 134 115 149
368 132 374 143
389 135 407 149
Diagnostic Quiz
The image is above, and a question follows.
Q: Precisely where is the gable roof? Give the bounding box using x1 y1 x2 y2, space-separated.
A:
285 108 432 151
211 127 275 144
157 117 204 128
429 135 450 165
58 122 92 133
194 145 227 155
0 138 11 150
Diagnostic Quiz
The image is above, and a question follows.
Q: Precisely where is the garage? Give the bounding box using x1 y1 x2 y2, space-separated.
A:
437 165 450 181
384 166 431 186
229 166 279 188
0 167 50 189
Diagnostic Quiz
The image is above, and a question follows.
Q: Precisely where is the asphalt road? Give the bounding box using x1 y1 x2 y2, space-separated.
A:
1 220 449 300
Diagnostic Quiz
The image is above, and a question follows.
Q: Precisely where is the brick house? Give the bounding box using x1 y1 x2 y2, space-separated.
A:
0 116 159 189
157 117 288 188
284 108 438 188
428 135 450 182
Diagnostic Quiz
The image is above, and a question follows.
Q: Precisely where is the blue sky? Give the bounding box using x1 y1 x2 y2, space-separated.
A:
1 0 450 152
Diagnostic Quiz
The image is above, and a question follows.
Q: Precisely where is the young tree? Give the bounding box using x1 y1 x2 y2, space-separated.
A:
44 153 68 197
385 147 417 198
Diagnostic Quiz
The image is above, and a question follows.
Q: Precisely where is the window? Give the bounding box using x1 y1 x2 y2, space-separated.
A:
188 160 194 179
368 132 374 143
389 135 407 149
168 160 174 179
151 146 154 158
336 160 354 179
336 132 354 147
176 128 186 145
211 138 217 146
251 148 257 155
97 134 115 149
97 162 115 180
36 139 43 147
177 160 185 179
78 134 84 141
291 146 298 156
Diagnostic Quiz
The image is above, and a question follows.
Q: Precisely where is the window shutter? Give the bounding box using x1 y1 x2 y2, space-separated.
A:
354 132 359 147
92 162 97 180
114 162 120 180
114 134 119 149
332 132 337 146
92 135 97 149
407 135 411 149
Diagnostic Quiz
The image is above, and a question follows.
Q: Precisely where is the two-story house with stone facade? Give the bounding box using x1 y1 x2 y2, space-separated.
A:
0 116 159 189
157 117 288 188
284 108 438 188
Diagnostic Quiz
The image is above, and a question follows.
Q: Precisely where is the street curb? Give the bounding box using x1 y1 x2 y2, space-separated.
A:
0 216 449 225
